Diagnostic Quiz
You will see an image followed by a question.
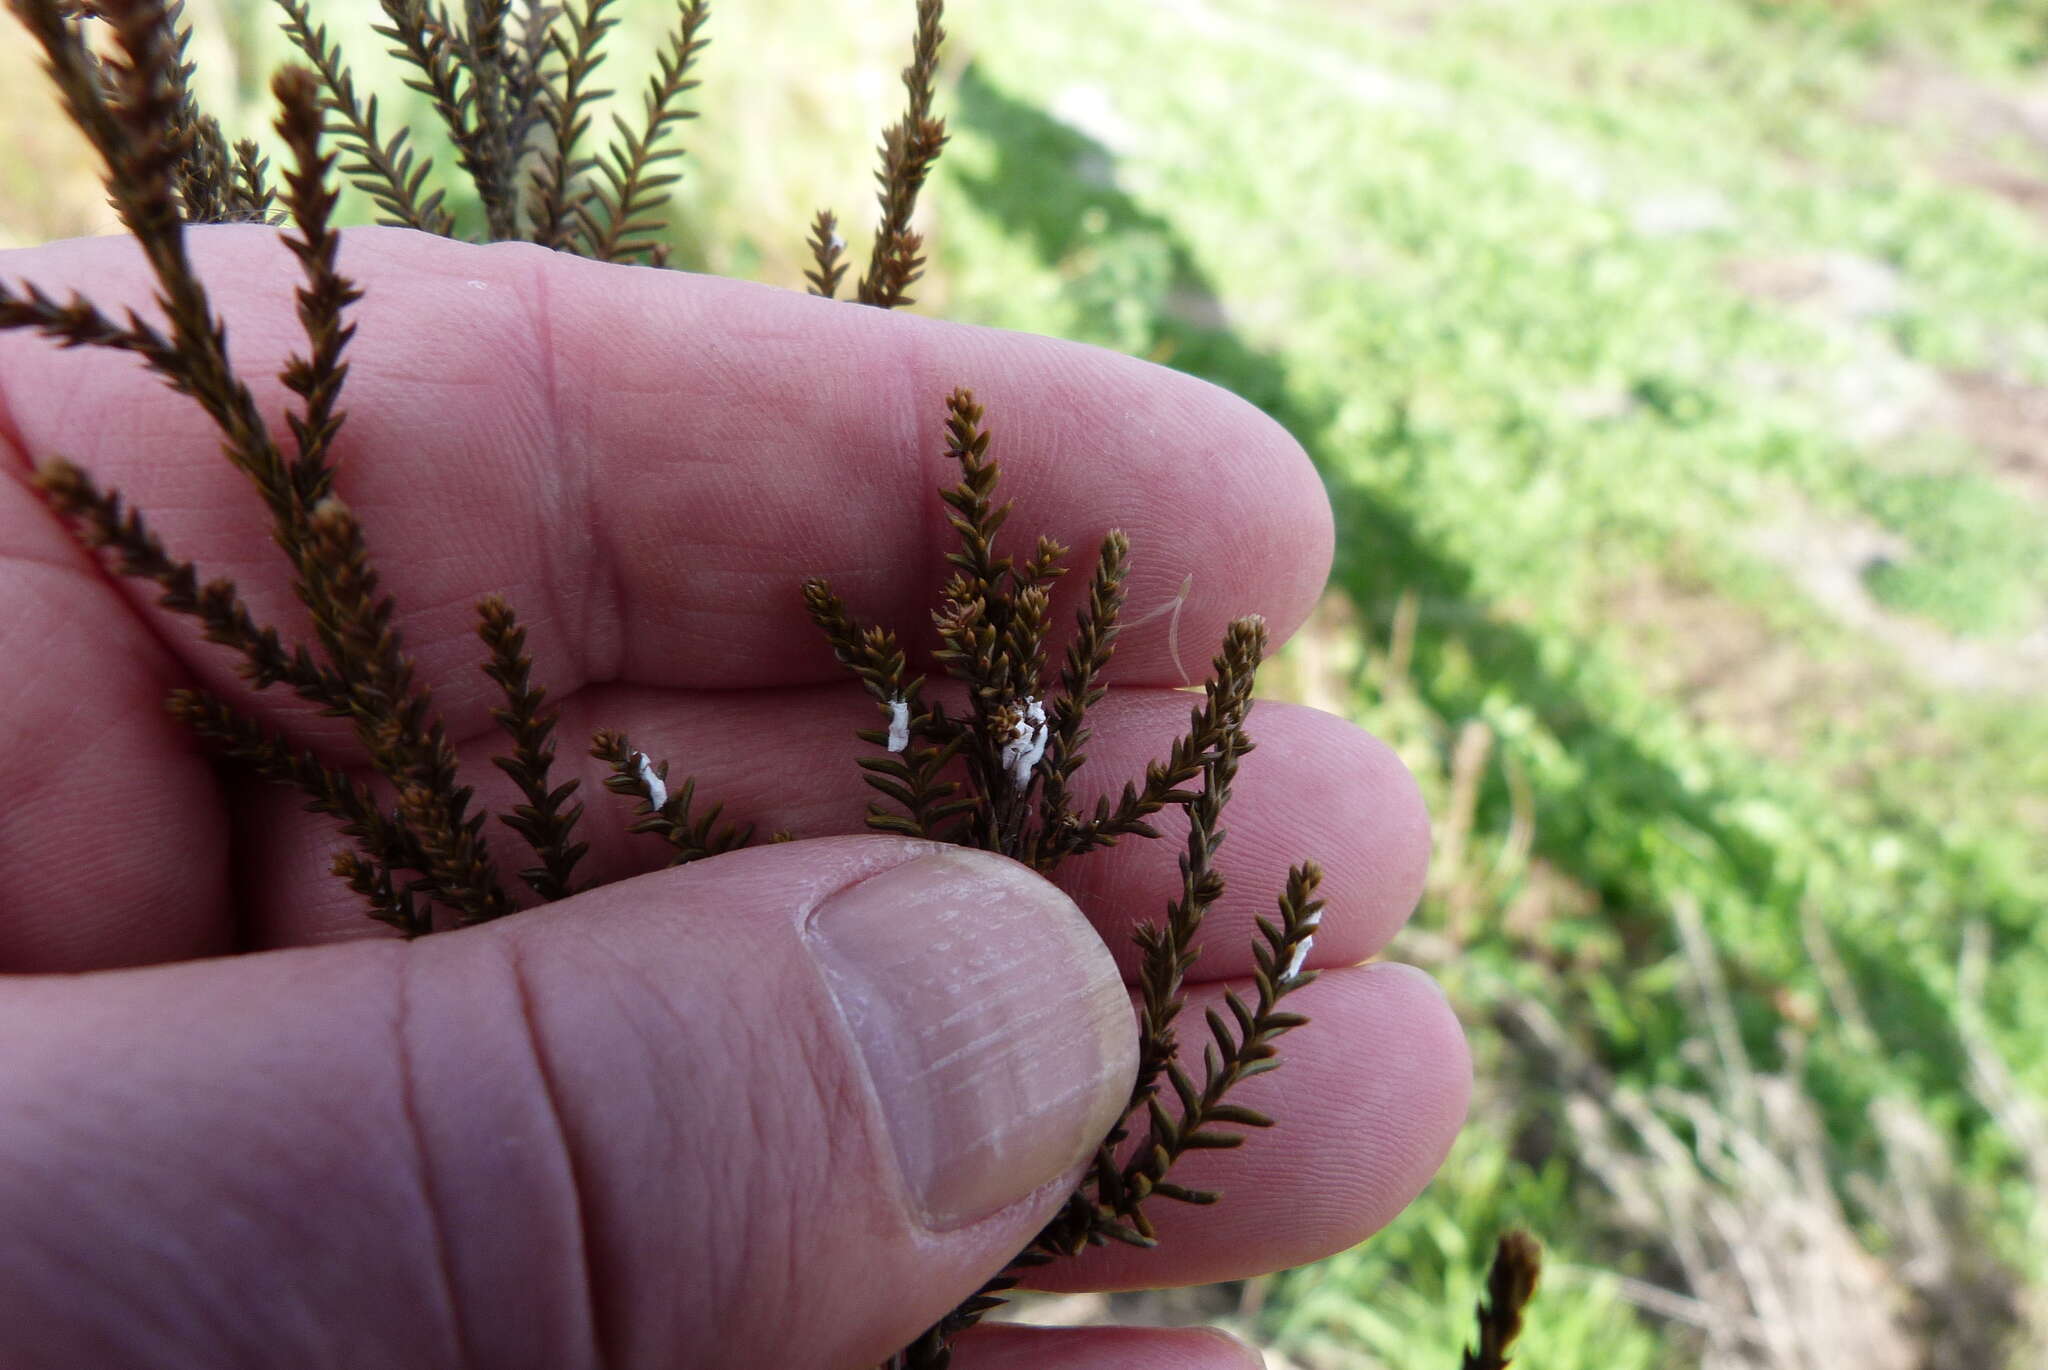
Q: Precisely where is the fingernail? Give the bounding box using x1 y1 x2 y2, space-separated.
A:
806 848 1137 1228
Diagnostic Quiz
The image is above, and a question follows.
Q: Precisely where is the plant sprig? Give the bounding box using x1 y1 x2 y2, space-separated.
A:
802 389 1324 1364
573 0 709 264
809 0 947 306
479 596 588 901
592 730 753 863
1464 1230 1543 1370
0 7 1480 1369
3 0 764 933
275 0 458 235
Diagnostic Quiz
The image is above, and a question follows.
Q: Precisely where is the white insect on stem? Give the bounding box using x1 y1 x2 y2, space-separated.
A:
1282 936 1316 981
633 751 668 811
1282 904 1324 981
886 697 911 753
999 697 1050 789
1125 572 1196 686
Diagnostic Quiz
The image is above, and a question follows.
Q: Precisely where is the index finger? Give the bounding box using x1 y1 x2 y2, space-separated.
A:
0 227 1333 712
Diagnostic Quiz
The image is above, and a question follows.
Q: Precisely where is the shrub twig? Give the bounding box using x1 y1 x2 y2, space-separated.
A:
1464 1230 1543 1370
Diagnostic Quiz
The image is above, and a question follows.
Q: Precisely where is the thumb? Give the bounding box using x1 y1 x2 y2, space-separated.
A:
0 837 1138 1370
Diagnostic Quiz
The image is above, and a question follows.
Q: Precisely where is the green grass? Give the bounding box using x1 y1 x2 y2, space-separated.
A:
1262 1129 1666 1370
1858 467 2044 633
6 0 2045 1363
897 0 2048 1361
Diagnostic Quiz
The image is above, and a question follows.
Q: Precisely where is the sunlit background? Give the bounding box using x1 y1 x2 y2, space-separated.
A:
6 1 2047 1366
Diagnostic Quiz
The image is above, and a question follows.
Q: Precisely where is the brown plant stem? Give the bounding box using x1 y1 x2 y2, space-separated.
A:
1464 1230 1543 1370
167 687 430 935
273 0 458 234
374 0 516 239
592 729 752 864
574 0 708 264
478 596 587 900
526 0 615 249
804 207 849 298
856 0 947 309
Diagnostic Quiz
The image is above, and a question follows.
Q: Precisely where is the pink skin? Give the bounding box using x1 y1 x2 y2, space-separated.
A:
953 1324 1268 1369
0 230 1468 1367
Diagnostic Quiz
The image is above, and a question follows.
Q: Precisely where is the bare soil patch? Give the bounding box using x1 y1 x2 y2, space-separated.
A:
1596 566 1906 759
1863 59 2048 231
1747 505 2047 694
1944 369 2048 504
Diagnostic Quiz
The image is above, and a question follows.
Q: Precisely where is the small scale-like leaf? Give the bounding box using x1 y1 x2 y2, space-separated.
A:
1200 1103 1273 1130
1150 1181 1220 1205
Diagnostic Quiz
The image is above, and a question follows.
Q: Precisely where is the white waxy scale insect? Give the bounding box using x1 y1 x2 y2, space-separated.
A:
999 697 1049 789
886 698 911 753
634 752 668 811
1282 905 1324 980
1282 936 1316 981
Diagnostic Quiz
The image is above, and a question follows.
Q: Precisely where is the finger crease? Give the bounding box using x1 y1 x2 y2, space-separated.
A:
392 955 479 1370
500 938 618 1370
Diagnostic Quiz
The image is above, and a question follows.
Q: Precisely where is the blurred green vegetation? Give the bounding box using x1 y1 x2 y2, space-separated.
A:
5 0 2046 1365
917 4 2048 1360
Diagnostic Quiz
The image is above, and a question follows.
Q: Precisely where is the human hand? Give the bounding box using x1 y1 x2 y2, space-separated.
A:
0 229 1468 1369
